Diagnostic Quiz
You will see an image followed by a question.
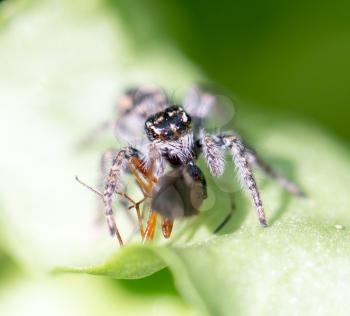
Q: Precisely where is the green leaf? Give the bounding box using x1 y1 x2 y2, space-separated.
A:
0 1 200 315
56 244 166 279
1 1 350 316
59 118 350 315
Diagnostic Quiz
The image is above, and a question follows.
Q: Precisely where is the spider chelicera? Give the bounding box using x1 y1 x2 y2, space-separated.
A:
78 85 303 246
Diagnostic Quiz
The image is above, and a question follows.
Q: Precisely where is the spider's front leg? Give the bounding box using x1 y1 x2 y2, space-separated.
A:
103 147 140 245
200 132 267 227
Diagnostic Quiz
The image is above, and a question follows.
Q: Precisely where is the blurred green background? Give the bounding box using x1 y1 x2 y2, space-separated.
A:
1 0 350 315
113 0 350 141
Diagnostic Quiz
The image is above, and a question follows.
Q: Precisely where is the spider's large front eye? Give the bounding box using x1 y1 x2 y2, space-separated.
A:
145 106 192 141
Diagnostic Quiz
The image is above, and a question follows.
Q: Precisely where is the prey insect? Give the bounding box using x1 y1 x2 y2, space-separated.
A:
78 85 303 246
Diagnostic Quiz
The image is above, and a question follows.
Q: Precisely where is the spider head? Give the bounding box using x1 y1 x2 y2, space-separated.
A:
145 106 192 141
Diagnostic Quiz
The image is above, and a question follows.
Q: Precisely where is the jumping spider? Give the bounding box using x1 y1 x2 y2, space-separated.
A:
79 84 303 246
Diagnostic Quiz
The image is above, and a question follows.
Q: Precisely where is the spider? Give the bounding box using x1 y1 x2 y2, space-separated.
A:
79 85 303 246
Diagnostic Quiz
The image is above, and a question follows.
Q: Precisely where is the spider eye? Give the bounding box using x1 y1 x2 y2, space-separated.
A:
145 106 192 141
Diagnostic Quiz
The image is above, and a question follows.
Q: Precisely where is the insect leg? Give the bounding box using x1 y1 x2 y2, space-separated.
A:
142 211 158 243
128 154 159 237
161 216 174 239
76 175 137 204
134 201 145 237
124 194 146 238
129 156 157 194
76 175 146 240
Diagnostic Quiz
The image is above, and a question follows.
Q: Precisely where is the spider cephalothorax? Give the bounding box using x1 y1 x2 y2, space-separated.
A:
145 106 192 141
79 85 304 246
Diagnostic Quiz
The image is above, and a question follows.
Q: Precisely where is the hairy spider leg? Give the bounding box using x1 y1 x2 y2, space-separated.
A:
96 149 131 223
201 133 267 227
245 147 305 197
213 194 236 234
103 148 146 246
221 135 267 226
75 176 145 238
